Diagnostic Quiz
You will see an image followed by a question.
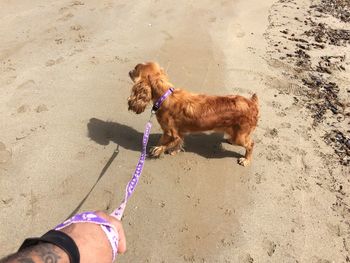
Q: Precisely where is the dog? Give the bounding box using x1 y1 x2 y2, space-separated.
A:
127 62 259 166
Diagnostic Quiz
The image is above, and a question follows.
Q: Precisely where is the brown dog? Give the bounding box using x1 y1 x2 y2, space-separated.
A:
127 62 259 166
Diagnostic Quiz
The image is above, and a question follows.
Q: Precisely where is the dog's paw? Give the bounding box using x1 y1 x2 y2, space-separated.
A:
168 149 180 156
150 146 164 157
238 157 250 167
168 144 186 156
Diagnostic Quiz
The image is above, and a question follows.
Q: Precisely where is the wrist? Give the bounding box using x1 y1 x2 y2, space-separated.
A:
4 243 69 263
28 243 70 263
40 243 70 263
18 230 80 263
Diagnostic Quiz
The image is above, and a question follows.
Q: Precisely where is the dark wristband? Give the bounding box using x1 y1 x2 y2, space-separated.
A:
18 230 80 263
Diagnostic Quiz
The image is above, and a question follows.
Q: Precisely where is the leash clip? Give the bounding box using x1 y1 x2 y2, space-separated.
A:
151 104 159 113
149 110 155 121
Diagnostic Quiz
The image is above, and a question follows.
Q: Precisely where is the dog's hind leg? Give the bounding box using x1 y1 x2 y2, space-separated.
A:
166 134 184 155
236 136 254 167
227 127 254 166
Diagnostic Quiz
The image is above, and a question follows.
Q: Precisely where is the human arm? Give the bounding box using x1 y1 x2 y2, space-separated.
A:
0 211 126 263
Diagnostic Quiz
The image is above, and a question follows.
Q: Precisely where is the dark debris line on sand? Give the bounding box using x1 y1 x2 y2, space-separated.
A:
267 0 350 166
310 0 350 23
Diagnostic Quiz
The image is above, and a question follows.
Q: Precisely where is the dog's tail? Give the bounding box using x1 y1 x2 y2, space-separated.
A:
250 93 259 125
251 93 258 104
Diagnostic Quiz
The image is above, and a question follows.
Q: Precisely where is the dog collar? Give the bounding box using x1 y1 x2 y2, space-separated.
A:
151 87 174 113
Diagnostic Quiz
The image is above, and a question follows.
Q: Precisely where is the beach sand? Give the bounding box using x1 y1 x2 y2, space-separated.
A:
0 0 349 262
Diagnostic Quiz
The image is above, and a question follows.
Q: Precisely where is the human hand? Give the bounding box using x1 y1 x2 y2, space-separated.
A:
59 211 126 263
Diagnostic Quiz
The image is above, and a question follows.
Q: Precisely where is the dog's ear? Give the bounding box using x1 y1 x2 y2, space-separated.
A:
128 80 152 114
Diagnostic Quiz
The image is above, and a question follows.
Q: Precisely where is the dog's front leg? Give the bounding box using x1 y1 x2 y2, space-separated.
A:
150 131 183 157
150 133 172 157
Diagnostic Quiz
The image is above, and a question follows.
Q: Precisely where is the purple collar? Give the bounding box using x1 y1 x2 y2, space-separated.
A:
151 87 174 113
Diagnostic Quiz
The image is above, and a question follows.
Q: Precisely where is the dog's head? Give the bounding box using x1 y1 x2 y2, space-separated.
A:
127 62 165 114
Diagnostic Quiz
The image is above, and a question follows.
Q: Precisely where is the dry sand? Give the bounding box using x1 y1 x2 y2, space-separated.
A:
0 0 349 262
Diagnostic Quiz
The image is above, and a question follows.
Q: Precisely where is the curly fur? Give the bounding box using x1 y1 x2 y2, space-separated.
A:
127 62 259 166
128 80 152 114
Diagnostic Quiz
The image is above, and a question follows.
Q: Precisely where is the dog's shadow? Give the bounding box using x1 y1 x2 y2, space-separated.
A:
87 118 242 159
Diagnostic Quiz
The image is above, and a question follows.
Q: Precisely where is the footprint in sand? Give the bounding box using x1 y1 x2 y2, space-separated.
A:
71 0 85 6
1 59 16 74
209 16 217 23
35 104 48 113
275 107 287 117
263 239 277 257
0 142 12 167
255 173 262 184
17 79 36 90
267 100 282 109
265 145 292 163
141 173 154 185
281 122 291 128
75 33 87 42
55 38 65 45
70 24 83 31
161 30 173 41
264 127 279 138
311 256 332 263
0 59 17 85
75 151 86 160
5 75 17 85
10 80 38 108
89 56 99 65
1 198 14 206
247 46 257 54
17 104 30 113
232 23 246 38
59 7 69 14
236 31 246 38
46 57 64 67
103 2 114 9
25 191 39 217
58 0 84 18
113 56 129 63
58 13 74 21
239 254 254 263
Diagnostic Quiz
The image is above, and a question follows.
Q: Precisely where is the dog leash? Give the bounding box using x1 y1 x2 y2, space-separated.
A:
55 88 174 262
111 87 174 220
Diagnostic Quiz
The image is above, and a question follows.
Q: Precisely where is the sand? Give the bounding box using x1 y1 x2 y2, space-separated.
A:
0 0 349 262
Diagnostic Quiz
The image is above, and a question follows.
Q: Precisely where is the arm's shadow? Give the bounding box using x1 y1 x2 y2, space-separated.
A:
87 118 242 159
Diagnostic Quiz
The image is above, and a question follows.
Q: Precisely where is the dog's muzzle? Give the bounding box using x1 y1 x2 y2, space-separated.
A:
127 98 132 110
129 71 135 80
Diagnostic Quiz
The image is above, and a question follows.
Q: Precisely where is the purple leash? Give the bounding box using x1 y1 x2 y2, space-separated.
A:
55 88 174 262
111 87 174 220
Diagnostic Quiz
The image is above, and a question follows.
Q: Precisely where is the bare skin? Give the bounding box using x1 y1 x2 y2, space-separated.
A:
1 211 126 263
